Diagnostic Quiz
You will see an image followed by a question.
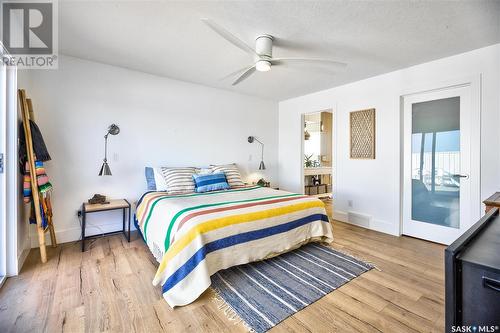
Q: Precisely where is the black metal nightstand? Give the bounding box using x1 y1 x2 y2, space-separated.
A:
81 199 131 252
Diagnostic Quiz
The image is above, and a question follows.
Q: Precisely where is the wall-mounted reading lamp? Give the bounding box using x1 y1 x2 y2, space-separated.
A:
248 136 266 170
98 124 120 176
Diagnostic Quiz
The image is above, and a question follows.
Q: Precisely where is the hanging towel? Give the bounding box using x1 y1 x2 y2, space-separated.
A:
23 161 53 203
29 200 48 230
19 120 51 175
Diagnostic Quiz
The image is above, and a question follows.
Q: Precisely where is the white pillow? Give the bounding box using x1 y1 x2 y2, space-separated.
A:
197 168 213 175
210 164 245 188
160 167 198 194
153 167 169 191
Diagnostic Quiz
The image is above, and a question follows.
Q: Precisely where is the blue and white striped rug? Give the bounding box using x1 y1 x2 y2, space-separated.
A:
211 243 373 333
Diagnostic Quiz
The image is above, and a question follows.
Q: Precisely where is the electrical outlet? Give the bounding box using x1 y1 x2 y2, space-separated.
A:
348 200 353 208
248 154 253 161
113 153 119 162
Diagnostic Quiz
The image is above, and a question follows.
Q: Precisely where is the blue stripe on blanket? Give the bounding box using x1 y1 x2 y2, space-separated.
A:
161 213 329 294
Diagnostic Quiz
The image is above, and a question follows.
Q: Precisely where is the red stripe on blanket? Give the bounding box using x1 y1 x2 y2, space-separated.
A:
171 195 308 243
138 192 170 225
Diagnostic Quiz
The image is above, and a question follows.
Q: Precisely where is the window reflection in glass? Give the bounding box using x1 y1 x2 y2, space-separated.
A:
411 97 460 228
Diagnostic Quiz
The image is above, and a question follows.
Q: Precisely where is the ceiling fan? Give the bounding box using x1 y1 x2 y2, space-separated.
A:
201 18 348 86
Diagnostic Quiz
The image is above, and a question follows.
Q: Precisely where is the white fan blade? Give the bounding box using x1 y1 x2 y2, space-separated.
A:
201 18 257 57
271 57 347 69
232 66 256 85
220 65 254 81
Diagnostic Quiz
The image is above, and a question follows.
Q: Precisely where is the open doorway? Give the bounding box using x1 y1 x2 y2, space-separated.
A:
302 110 333 202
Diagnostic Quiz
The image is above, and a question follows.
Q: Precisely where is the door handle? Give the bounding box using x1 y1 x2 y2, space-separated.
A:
452 174 469 179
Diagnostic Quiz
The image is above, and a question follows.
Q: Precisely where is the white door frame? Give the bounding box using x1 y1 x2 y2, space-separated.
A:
6 64 18 276
300 108 336 197
0 45 19 283
0 50 7 285
400 75 481 244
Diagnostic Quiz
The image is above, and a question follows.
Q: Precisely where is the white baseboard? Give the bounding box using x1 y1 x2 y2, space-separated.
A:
9 234 31 276
30 222 137 248
28 209 398 248
16 248 30 273
334 209 398 236
333 210 348 223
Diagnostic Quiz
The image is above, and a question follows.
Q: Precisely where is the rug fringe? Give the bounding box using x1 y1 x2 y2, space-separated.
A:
212 288 255 333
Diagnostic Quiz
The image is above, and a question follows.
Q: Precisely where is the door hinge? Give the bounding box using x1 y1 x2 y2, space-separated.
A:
0 153 3 174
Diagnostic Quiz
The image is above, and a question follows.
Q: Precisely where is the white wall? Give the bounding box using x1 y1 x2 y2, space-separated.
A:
279 44 500 235
18 55 278 245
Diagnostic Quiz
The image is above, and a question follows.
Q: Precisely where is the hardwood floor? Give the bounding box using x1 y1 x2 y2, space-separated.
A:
0 203 445 333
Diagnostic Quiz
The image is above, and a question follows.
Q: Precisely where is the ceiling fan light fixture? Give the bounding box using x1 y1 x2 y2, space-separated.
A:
201 19 347 85
256 60 271 72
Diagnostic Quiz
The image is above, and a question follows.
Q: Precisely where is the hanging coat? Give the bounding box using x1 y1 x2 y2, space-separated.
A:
19 120 51 175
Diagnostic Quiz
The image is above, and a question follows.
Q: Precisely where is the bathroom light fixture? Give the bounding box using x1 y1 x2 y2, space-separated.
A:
248 136 266 170
99 124 120 176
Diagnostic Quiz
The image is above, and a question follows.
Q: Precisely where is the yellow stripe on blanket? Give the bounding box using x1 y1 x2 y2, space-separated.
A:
154 200 324 282
136 192 165 220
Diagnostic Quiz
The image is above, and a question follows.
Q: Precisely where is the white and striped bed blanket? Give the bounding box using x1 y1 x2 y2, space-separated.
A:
135 185 334 307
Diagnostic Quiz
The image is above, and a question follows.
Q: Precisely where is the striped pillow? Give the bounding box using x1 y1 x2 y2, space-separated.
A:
192 172 230 193
160 167 198 194
210 164 245 188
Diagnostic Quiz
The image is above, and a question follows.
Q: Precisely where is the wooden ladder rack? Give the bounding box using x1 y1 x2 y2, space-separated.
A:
19 89 57 263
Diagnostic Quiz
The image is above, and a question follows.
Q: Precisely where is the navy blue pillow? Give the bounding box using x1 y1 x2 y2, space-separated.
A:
192 172 230 193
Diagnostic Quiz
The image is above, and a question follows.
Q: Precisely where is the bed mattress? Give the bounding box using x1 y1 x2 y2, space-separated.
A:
135 186 333 307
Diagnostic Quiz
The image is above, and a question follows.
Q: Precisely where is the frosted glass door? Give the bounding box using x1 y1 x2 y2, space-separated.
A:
411 97 460 228
402 85 479 245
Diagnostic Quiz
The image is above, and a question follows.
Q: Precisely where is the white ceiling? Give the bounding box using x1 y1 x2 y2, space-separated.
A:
59 1 500 101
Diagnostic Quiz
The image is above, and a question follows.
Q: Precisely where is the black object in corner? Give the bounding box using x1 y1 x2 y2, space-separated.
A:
445 208 500 331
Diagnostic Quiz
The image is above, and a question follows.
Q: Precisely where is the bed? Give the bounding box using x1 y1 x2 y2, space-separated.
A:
135 185 334 307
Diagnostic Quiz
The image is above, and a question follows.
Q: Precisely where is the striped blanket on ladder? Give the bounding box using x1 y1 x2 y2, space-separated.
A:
135 186 334 307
